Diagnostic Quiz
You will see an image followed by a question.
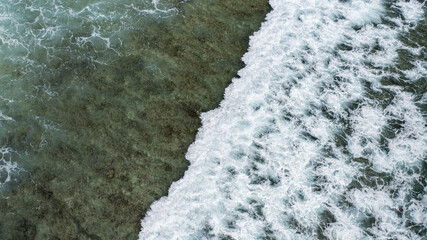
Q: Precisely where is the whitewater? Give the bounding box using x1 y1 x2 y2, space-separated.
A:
139 0 426 239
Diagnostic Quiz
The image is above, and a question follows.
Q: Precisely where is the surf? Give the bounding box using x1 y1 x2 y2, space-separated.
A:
139 0 426 239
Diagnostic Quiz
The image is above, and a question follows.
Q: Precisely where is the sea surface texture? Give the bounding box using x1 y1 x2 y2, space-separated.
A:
140 0 426 239
0 0 270 239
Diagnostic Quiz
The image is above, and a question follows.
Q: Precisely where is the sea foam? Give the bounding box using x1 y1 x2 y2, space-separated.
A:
139 0 426 239
0 147 20 186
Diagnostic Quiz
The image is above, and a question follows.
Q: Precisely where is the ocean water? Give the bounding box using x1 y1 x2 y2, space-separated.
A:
0 0 270 239
140 0 426 239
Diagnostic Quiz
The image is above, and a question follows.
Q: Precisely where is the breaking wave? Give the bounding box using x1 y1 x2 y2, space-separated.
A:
139 0 426 239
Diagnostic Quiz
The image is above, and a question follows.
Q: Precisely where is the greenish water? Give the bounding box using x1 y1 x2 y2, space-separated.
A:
0 0 270 239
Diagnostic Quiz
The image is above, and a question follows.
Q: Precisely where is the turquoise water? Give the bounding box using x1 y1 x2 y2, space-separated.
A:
0 0 270 239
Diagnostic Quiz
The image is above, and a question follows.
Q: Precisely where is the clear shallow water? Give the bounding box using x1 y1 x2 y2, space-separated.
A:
0 0 180 177
0 0 176 188
0 0 270 239
140 0 426 239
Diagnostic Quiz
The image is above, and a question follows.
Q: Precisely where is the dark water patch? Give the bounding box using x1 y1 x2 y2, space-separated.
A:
261 225 277 240
219 234 236 240
316 209 337 240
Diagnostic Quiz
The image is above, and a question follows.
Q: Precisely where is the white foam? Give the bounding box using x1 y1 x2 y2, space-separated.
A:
139 0 426 239
402 60 427 81
0 111 13 121
0 147 20 186
394 0 425 27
